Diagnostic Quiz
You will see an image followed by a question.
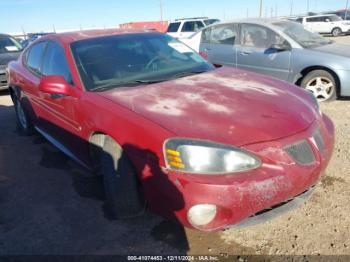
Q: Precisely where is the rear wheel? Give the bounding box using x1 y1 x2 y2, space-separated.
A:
301 70 337 102
13 94 34 135
100 136 145 219
331 27 342 37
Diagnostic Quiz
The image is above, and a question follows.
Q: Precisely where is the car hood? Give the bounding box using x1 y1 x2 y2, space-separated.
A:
312 43 350 59
0 52 21 66
99 68 317 147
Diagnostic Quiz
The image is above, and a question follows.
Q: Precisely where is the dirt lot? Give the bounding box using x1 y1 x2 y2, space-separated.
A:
1 36 350 257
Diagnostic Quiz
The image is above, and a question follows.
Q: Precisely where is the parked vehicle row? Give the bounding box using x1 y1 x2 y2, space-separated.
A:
183 19 350 102
8 29 334 231
167 17 220 39
297 14 350 37
0 34 22 90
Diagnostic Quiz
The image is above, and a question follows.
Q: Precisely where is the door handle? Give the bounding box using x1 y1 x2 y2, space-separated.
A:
241 51 253 55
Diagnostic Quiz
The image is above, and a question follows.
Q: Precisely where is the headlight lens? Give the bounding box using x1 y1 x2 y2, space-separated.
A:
164 139 261 174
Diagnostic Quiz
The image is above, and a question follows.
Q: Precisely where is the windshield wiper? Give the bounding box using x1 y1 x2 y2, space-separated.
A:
90 79 167 92
171 70 208 79
90 71 208 92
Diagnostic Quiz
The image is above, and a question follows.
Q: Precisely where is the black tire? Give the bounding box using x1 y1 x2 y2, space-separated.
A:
300 70 338 102
13 94 34 135
331 27 342 37
101 136 145 219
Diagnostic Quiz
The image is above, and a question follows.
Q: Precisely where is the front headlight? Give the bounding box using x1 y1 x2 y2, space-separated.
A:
164 139 261 175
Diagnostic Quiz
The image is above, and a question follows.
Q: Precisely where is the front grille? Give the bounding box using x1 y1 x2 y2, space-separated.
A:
0 73 8 87
284 140 316 166
313 128 325 154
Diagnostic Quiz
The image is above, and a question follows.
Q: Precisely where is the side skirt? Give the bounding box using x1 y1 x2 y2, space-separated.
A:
34 126 91 170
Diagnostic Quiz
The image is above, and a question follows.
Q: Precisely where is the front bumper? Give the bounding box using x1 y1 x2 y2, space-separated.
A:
142 114 334 231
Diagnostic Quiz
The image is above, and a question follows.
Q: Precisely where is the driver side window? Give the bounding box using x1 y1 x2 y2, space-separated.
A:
241 24 288 49
42 41 73 84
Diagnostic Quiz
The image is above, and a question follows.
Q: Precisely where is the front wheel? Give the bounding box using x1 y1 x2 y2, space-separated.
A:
13 94 34 135
300 70 337 102
100 136 145 219
331 27 342 37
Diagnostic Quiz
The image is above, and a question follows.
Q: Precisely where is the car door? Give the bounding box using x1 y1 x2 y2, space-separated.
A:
198 27 212 60
20 41 49 122
317 16 332 33
167 22 181 38
206 23 238 67
236 23 292 81
304 17 318 32
38 41 85 162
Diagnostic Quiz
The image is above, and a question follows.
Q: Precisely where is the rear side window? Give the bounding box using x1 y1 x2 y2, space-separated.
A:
167 22 181 32
181 21 205 32
211 24 238 45
42 41 72 83
26 41 47 74
201 28 211 43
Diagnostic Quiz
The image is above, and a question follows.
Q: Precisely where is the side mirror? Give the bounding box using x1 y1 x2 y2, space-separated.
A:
270 43 291 51
39 75 76 97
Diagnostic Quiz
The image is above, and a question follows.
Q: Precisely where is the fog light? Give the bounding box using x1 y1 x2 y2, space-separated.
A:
188 204 217 227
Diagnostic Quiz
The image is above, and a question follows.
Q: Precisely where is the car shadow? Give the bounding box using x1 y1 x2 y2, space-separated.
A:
0 97 190 254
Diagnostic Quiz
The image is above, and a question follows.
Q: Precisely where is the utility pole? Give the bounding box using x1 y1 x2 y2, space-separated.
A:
290 0 294 16
346 0 349 20
259 0 263 18
275 4 278 17
307 0 310 13
159 0 163 21
247 8 249 18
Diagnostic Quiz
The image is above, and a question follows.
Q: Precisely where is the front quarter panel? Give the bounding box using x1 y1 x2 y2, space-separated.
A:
289 48 350 95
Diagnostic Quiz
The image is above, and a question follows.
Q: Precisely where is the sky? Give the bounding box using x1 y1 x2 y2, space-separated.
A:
1 0 349 34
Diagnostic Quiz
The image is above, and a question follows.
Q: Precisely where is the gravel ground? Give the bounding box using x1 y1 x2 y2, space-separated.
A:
0 36 350 258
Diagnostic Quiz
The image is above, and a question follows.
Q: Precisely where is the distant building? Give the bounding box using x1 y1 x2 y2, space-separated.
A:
119 21 169 33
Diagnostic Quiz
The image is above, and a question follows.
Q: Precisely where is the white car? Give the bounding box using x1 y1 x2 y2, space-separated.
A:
297 14 350 37
167 17 219 39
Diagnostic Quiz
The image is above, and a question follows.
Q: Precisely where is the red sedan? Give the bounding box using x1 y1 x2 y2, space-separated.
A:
8 29 334 231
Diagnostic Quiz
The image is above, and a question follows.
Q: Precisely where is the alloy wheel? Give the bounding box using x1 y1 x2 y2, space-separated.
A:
305 77 335 102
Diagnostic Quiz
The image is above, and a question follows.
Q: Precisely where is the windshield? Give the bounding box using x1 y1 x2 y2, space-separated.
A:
71 33 214 91
273 21 332 48
0 36 22 54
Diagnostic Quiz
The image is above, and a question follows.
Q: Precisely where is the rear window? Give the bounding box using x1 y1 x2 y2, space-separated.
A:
167 22 181 33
